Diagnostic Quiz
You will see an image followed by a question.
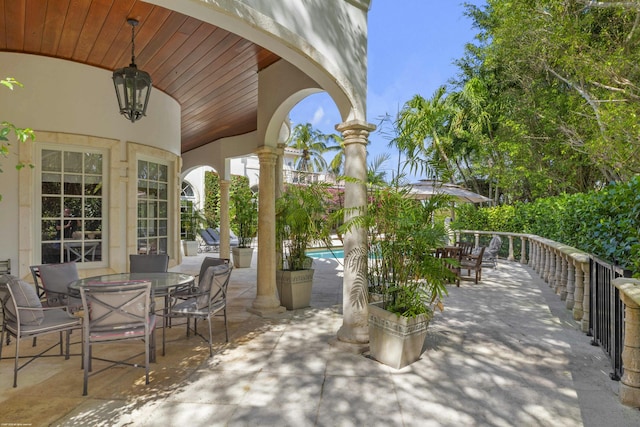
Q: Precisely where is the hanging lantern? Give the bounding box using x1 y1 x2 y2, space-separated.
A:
112 19 152 123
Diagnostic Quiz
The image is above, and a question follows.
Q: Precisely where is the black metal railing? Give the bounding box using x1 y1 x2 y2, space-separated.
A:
589 255 631 381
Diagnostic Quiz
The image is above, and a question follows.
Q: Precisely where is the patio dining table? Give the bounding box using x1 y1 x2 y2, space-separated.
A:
68 272 195 362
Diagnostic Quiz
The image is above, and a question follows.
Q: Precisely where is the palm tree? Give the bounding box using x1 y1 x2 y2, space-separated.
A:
288 123 336 175
367 153 391 186
396 86 455 180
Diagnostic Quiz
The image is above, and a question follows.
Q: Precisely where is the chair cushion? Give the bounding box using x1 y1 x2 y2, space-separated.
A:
196 265 217 309
17 307 80 334
38 262 79 306
196 264 229 309
2 274 44 326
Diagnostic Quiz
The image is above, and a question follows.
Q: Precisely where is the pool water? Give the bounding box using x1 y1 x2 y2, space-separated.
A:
306 248 344 259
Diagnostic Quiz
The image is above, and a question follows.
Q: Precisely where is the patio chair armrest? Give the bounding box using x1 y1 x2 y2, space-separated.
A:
43 288 73 298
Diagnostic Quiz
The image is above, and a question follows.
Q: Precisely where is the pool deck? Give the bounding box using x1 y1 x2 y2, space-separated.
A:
2 253 640 426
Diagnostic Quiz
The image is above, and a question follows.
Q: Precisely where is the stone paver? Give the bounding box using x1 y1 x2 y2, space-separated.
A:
1 253 640 426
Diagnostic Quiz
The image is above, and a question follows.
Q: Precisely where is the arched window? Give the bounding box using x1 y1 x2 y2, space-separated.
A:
181 181 195 200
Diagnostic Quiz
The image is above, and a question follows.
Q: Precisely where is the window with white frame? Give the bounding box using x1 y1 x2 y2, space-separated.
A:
40 148 104 264
137 160 169 254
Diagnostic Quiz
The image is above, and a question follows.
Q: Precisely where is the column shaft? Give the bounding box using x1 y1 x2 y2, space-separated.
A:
219 180 231 260
249 146 285 315
334 120 375 348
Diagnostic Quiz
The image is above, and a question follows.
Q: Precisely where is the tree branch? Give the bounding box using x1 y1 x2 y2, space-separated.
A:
580 1 640 10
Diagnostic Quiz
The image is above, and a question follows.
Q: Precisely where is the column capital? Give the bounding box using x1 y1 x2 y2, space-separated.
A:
336 121 376 147
336 120 376 133
255 145 278 164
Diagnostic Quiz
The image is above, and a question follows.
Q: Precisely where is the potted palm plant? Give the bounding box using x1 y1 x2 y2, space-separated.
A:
181 203 206 256
230 176 258 268
275 181 334 310
344 182 453 369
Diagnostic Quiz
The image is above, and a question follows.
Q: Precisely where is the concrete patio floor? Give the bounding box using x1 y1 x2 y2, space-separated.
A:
2 253 640 426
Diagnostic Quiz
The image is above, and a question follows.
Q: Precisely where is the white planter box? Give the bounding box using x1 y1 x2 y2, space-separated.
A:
232 247 254 268
276 269 314 310
368 302 431 369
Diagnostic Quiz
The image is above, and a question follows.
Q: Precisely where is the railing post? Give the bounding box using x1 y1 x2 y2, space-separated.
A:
581 260 591 333
507 235 515 261
573 258 585 321
520 236 527 264
474 233 480 248
613 278 640 408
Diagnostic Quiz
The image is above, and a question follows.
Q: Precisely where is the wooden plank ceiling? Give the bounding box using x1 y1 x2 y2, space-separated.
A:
0 0 281 153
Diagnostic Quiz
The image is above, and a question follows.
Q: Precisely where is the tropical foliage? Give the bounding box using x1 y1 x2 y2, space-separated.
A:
180 201 205 241
287 123 341 179
230 175 258 248
276 182 335 271
385 1 640 204
453 177 640 275
203 171 220 229
341 178 453 318
1 77 35 201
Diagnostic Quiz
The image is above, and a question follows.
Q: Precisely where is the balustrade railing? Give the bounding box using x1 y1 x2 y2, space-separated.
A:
589 256 630 381
455 229 639 407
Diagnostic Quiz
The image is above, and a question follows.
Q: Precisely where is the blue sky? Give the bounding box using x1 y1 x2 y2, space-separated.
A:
288 1 485 183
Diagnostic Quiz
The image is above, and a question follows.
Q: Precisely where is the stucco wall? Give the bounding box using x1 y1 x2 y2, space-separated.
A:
0 53 181 275
0 53 181 154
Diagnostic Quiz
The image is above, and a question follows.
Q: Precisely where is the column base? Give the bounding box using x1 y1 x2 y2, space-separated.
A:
620 382 640 408
248 295 286 317
328 337 369 354
336 324 369 344
247 305 287 317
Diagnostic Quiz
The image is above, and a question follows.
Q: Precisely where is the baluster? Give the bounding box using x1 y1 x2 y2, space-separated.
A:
507 235 515 261
565 257 575 309
558 254 568 300
545 247 554 285
554 250 562 294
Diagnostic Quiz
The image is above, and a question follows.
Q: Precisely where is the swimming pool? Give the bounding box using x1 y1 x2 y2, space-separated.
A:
306 248 344 259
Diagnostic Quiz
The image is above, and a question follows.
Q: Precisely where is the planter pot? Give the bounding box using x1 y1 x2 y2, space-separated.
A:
182 240 199 257
368 302 431 369
232 247 254 268
276 269 314 310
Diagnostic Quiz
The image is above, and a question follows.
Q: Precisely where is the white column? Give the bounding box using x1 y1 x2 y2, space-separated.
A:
249 146 285 316
219 179 231 261
275 142 285 199
333 120 375 349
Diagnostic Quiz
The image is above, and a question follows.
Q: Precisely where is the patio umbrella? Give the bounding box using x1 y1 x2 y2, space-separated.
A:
407 179 492 204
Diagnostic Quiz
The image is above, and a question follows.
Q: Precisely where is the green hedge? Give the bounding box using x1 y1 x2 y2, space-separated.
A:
453 176 640 274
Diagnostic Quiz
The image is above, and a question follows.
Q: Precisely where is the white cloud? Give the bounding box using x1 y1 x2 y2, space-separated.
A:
311 106 325 126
